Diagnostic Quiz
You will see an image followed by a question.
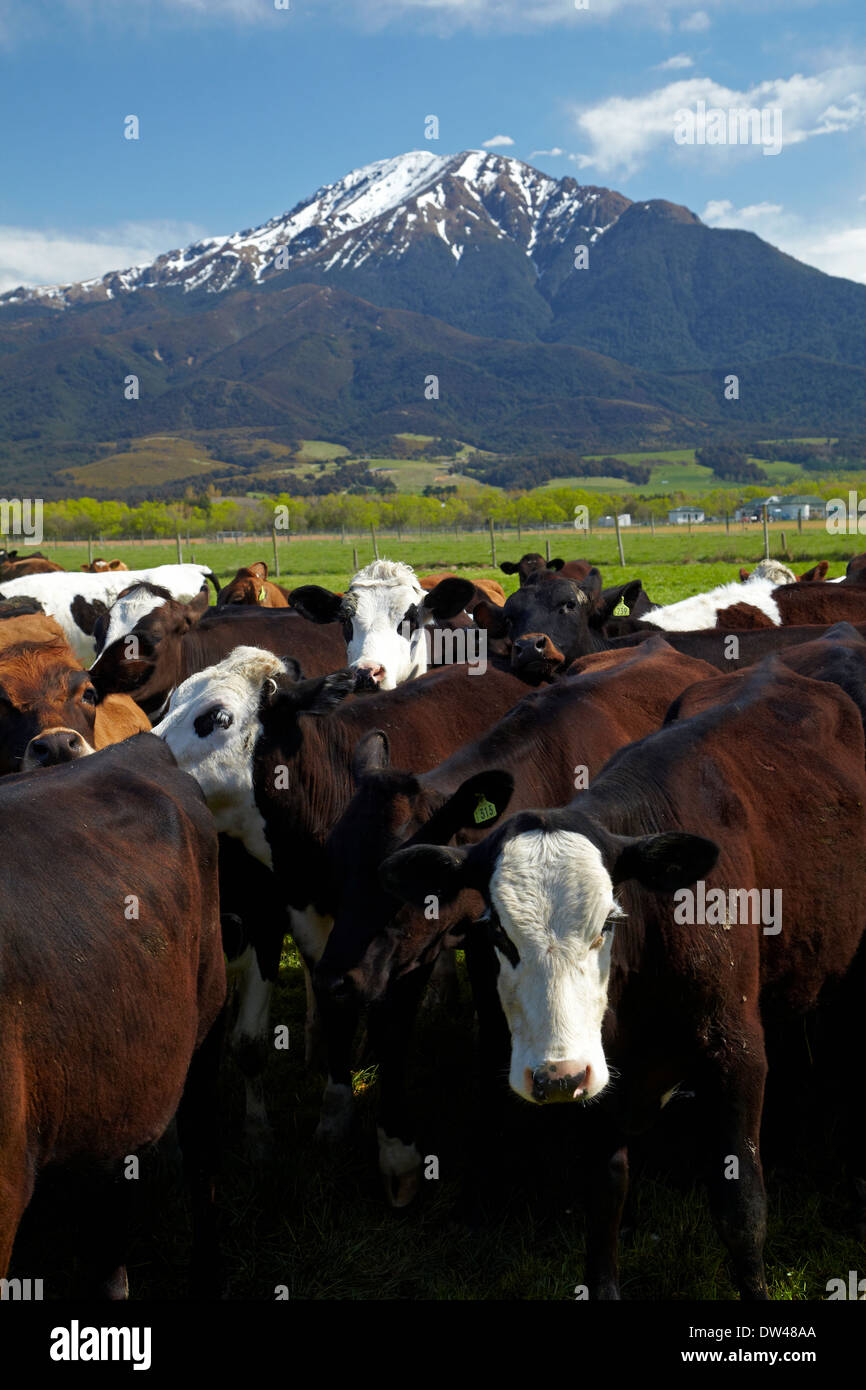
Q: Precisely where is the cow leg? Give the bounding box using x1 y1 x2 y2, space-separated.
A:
583 1121 629 1300
460 932 513 1224
313 987 360 1144
229 945 275 1152
367 964 435 1209
699 1041 770 1301
301 957 324 1068
176 1009 226 1298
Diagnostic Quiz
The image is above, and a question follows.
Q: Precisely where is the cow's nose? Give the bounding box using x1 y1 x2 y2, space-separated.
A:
529 1063 591 1103
355 662 386 686
314 964 356 1003
511 633 565 672
25 729 87 767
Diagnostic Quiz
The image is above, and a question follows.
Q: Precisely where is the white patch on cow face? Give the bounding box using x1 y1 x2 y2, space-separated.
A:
643 577 781 632
98 589 164 655
344 561 428 690
153 645 283 868
489 830 619 1104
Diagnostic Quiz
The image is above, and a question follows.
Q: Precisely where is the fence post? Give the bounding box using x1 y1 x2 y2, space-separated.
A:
725 511 730 535
780 529 787 554
650 513 655 538
176 533 182 563
488 516 496 568
614 512 625 566
272 526 280 578
762 505 770 559
87 536 93 565
545 538 551 562
370 523 379 560
352 546 359 571
798 508 803 534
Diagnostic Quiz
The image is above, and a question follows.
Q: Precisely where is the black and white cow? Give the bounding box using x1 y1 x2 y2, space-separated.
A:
291 559 474 690
0 564 219 664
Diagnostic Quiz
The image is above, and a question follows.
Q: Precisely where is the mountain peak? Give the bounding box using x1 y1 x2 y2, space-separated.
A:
0 148 631 310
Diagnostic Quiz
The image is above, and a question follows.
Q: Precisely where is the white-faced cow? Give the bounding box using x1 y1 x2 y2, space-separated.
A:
380 660 866 1298
290 560 475 690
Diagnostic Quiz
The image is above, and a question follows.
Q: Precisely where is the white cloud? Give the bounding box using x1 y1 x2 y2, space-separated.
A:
700 199 866 284
0 220 209 294
482 134 515 148
529 147 565 158
680 10 711 31
702 199 783 222
655 54 694 71
571 65 866 174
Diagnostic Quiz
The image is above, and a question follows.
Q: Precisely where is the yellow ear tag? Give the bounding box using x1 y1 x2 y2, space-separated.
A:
474 795 497 825
613 599 630 617
259 587 267 603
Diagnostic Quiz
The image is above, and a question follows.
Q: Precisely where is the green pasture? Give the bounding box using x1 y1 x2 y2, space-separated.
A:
39 523 860 605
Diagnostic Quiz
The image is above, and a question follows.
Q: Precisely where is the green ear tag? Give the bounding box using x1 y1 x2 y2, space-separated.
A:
474 795 497 825
613 599 630 617
259 587 267 603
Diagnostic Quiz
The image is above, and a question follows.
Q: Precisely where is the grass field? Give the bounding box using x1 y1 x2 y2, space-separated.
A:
8 527 864 1301
41 522 859 604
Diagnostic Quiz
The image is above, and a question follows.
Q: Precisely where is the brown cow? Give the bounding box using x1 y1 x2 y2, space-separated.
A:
0 623 150 773
500 553 593 586
0 733 225 1296
81 558 129 572
218 561 289 608
0 555 63 581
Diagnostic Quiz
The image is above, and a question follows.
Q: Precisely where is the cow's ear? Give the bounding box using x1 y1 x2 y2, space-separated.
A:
248 562 268 580
414 770 515 845
499 561 518 575
578 568 603 601
546 557 565 571
259 658 308 706
290 668 356 716
422 577 475 620
379 844 470 909
612 832 719 893
592 579 644 624
472 599 508 639
290 585 344 625
352 729 390 781
186 587 210 623
739 568 751 582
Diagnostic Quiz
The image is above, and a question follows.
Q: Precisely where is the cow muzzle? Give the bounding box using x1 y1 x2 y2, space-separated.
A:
527 1062 593 1103
511 633 566 678
23 726 94 771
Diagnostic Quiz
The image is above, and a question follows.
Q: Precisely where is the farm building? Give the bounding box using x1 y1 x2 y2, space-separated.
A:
668 506 705 525
771 495 828 521
597 513 632 528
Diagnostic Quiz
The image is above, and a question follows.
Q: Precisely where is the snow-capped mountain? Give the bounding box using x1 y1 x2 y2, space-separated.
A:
1 150 632 308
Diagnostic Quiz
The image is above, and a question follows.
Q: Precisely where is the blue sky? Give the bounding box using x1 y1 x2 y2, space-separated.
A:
0 0 864 290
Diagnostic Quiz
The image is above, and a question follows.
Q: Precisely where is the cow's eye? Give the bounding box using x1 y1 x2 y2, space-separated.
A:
194 706 233 737
560 600 576 613
81 686 97 706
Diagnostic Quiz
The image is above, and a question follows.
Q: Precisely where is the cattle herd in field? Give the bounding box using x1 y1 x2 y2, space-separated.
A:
2 543 866 1301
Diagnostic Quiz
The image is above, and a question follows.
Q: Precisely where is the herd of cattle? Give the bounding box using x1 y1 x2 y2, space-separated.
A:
2 543 866 1301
